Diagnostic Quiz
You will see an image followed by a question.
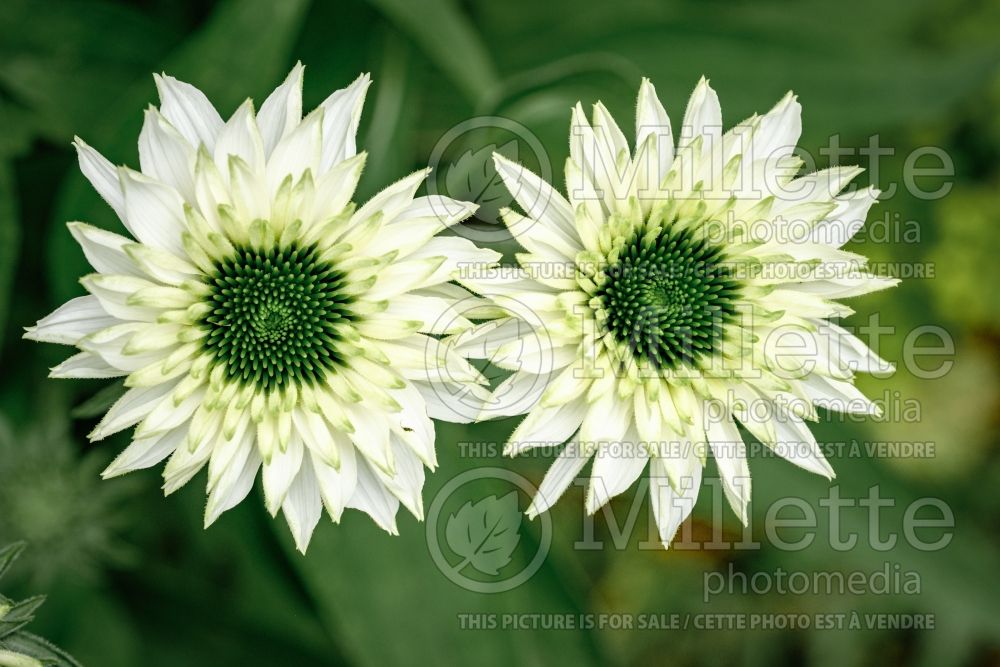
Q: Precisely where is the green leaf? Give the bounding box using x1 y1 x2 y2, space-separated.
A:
446 492 522 576
0 596 46 640
0 543 25 581
0 632 82 667
364 0 499 104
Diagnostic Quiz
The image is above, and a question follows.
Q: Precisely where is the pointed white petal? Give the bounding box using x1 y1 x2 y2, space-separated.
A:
678 77 722 151
25 295 117 345
257 62 304 156
649 456 702 548
67 222 143 277
586 434 649 514
73 137 126 220
261 429 305 515
635 77 674 179
281 454 323 553
103 427 186 478
154 73 224 149
318 72 371 172
706 411 751 525
139 107 197 201
526 440 592 519
119 168 187 256
346 456 400 534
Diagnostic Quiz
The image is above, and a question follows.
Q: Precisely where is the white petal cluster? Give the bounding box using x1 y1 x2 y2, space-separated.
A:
27 65 498 552
461 78 897 546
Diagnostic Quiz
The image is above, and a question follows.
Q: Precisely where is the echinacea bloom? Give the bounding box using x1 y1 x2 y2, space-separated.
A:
459 78 897 547
26 65 498 552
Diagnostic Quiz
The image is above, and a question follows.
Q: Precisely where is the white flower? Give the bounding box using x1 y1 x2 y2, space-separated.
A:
460 77 897 547
25 64 499 552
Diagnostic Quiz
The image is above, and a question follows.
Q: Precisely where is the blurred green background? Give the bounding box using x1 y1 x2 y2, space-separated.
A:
1 0 999 665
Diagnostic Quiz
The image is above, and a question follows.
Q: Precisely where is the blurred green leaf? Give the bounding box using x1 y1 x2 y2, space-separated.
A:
281 423 602 667
364 0 499 103
0 542 25 581
70 381 126 420
474 0 1000 138
0 158 19 359
355 26 422 198
0 0 179 143
49 0 311 304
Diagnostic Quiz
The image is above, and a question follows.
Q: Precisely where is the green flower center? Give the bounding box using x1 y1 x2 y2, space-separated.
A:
597 226 739 369
201 242 355 393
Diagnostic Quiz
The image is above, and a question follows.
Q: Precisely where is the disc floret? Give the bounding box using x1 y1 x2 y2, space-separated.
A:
200 239 356 395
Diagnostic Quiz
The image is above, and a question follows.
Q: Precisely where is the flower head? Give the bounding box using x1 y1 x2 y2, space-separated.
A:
26 64 498 552
0 411 133 584
461 78 897 546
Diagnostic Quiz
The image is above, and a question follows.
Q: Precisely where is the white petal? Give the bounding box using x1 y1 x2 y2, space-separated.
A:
351 169 429 231
635 77 674 180
305 153 365 225
649 456 702 548
215 99 266 176
103 427 186 478
205 446 262 527
771 410 835 479
579 390 632 445
281 454 323 553
526 440 592 519
312 445 357 523
370 436 426 520
344 403 393 476
813 319 894 376
506 397 588 455
751 91 801 162
119 168 187 256
74 137 126 220
810 187 880 248
257 62 304 157
266 107 323 196
586 434 649 514
319 72 371 172
492 153 577 243
500 208 581 263
139 108 196 202
480 368 555 420
262 430 305 515
90 382 177 441
346 456 400 534
387 380 436 466
706 412 751 525
50 351 123 378
154 73 224 150
678 77 722 151
25 295 117 345
67 222 143 277
800 374 881 416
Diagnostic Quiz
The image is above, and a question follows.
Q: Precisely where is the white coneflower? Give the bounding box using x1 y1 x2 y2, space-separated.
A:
26 64 498 552
459 78 896 547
